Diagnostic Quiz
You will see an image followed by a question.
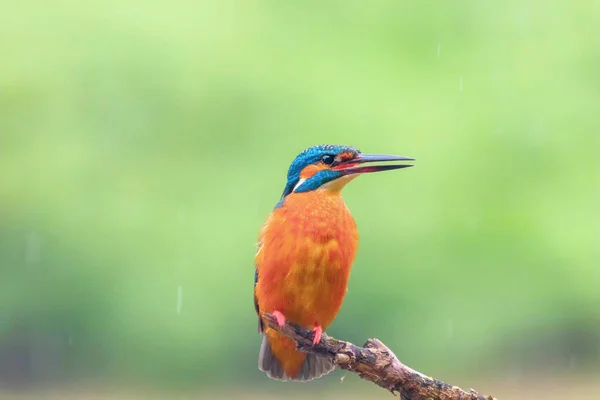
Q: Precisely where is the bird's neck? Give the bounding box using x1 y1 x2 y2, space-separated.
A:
282 189 346 209
278 190 355 230
318 175 358 193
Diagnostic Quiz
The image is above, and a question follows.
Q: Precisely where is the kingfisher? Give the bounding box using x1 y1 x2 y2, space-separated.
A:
253 144 414 382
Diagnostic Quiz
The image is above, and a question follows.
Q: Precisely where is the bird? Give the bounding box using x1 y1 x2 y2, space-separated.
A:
253 144 414 382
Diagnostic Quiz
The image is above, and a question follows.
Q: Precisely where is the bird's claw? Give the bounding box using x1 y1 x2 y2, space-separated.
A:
273 310 286 327
312 325 323 345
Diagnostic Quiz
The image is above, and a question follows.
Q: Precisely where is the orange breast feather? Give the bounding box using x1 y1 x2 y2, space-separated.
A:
255 190 359 379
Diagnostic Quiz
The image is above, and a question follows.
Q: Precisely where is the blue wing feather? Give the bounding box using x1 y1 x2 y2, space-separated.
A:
254 267 264 333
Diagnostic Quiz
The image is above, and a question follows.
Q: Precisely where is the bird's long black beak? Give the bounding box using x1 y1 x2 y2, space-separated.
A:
332 153 414 175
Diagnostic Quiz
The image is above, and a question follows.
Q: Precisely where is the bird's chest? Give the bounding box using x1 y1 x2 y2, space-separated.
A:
278 193 359 276
258 192 359 325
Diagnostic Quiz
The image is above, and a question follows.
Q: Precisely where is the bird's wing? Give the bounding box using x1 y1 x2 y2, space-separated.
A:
254 267 264 333
254 215 272 334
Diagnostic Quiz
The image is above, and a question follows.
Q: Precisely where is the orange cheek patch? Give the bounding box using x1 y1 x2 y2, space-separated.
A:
299 164 328 179
338 152 356 162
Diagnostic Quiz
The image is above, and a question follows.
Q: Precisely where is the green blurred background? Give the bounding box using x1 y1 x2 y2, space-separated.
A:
1 0 599 399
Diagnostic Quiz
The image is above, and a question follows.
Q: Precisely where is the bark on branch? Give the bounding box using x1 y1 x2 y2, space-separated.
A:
262 313 497 400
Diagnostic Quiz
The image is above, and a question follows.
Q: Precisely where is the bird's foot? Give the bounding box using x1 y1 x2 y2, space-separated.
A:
312 325 323 345
273 310 286 327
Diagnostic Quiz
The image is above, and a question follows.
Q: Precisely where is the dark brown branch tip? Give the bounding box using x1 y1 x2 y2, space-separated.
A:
261 312 497 400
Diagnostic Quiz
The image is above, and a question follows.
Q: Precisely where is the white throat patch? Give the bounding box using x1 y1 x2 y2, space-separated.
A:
292 178 306 192
320 174 359 192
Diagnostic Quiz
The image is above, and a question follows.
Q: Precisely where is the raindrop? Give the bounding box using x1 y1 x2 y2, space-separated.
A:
459 76 463 92
447 318 454 339
25 231 42 265
437 44 440 58
568 354 576 370
177 285 183 314
68 335 73 346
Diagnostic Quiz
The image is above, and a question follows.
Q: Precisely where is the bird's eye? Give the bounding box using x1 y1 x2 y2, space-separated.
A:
321 155 335 165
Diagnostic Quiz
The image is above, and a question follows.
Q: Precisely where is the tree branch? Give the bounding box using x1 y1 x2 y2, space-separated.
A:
262 313 497 400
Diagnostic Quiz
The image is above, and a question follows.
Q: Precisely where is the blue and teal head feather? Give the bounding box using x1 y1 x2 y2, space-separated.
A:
276 144 360 207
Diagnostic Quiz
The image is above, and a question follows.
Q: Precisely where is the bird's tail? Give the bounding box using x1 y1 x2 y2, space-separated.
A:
258 330 335 382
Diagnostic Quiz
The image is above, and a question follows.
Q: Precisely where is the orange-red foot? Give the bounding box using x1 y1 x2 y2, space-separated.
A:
273 310 286 327
312 325 323 345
